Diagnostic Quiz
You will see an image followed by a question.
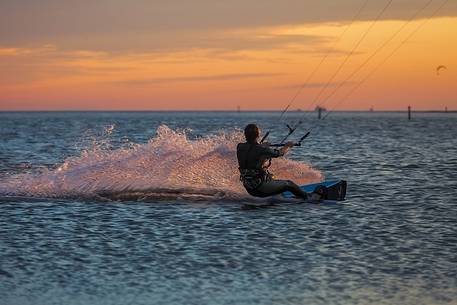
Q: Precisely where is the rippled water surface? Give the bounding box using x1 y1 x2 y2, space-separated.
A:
0 111 456 305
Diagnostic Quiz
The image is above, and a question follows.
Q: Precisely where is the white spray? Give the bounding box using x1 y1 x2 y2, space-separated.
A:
0 125 323 200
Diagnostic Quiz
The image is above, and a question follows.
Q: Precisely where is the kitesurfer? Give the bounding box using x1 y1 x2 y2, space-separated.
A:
237 123 319 201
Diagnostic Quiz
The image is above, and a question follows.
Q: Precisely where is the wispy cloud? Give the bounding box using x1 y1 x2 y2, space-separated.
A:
1 1 456 48
0 45 56 57
112 73 285 86
277 81 355 90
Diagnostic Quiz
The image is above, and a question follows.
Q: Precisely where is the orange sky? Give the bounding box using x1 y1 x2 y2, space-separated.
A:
0 1 456 111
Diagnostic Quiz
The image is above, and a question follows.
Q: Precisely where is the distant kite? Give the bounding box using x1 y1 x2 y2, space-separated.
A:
436 65 447 75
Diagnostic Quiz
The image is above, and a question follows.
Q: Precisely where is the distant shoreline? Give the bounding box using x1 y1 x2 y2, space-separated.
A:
0 110 456 113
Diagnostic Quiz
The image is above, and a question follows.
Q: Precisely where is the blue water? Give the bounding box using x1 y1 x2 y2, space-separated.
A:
0 111 456 305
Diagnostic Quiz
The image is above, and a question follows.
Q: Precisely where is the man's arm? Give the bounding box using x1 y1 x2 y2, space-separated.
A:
260 141 294 158
279 141 295 155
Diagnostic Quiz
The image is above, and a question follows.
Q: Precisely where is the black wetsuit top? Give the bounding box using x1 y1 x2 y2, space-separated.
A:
236 142 283 191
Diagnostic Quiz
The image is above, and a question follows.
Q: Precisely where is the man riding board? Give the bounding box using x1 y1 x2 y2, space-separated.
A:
237 123 322 201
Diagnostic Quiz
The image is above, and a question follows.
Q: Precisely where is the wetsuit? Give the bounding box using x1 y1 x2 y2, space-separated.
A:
236 142 307 199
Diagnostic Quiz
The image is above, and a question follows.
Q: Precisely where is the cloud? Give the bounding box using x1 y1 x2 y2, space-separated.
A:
0 45 134 84
1 0 455 50
0 48 30 56
111 73 286 86
0 45 56 57
277 81 355 90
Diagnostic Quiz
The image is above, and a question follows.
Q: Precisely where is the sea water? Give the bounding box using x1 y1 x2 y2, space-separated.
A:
0 111 456 305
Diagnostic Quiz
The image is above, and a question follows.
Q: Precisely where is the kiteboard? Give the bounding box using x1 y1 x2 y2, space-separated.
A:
282 180 347 201
241 180 347 209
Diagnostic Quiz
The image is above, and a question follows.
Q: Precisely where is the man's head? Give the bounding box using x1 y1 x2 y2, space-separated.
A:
244 124 260 143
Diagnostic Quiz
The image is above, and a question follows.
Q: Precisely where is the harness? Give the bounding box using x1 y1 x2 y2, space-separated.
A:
239 144 271 191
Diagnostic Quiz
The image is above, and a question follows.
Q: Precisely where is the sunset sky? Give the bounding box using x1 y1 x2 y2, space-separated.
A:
1 0 456 111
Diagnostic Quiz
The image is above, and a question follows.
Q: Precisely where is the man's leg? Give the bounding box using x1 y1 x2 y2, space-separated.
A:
255 180 307 200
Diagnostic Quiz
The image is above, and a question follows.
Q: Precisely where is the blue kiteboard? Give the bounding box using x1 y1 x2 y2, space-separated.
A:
282 180 347 201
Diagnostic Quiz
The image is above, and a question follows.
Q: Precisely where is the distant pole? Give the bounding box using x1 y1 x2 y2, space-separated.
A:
408 106 411 120
445 106 448 113
318 107 322 119
237 105 241 113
